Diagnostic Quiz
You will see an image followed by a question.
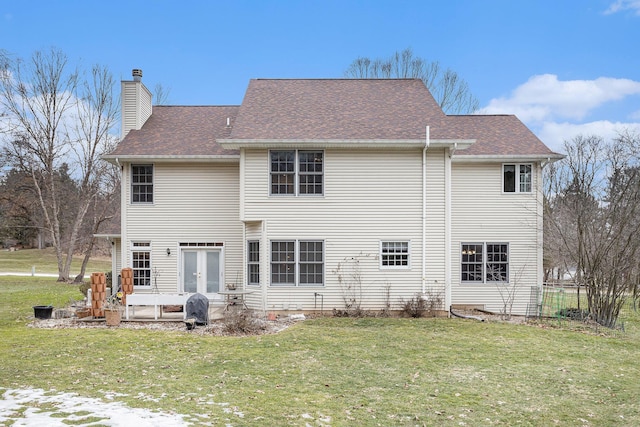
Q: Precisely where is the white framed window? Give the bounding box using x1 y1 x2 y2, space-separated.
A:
299 241 324 285
270 240 324 286
380 241 410 269
503 163 532 193
131 164 154 203
270 150 323 196
486 243 509 282
461 242 509 283
247 240 260 286
131 241 151 286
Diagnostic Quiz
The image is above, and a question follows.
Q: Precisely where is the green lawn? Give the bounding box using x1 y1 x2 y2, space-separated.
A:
1 277 639 426
0 248 111 276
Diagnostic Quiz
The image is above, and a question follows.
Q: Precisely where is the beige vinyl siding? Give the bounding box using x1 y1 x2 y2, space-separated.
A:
243 221 266 309
451 161 542 315
120 80 152 138
243 147 447 312
121 82 137 138
123 162 242 293
425 148 447 292
114 238 122 280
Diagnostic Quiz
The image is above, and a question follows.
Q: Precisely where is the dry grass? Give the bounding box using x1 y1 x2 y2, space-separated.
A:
0 247 111 276
2 277 640 426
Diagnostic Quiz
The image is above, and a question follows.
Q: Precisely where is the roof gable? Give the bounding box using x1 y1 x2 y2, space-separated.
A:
227 79 445 141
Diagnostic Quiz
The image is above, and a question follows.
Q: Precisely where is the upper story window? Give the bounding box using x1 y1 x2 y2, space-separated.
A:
132 164 154 203
270 150 323 196
503 164 532 193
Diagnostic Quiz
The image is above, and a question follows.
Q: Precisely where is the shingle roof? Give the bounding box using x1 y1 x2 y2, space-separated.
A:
443 115 559 157
107 79 560 159
107 106 240 157
226 79 445 140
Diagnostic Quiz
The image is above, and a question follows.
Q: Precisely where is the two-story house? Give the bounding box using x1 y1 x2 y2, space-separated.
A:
102 70 562 316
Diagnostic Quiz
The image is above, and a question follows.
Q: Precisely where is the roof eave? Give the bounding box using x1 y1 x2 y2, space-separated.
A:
101 154 240 164
94 233 121 239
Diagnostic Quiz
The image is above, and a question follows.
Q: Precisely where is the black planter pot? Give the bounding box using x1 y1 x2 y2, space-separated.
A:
33 305 53 319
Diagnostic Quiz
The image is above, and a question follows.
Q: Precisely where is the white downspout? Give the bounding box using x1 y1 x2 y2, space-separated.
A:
422 126 430 294
117 159 127 274
261 220 268 315
445 146 453 312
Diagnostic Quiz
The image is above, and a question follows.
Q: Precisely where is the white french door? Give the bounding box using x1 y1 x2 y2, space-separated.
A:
182 249 222 295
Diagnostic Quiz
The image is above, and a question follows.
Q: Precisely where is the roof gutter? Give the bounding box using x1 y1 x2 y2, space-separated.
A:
217 138 474 150
101 154 241 164
452 153 565 163
540 155 564 168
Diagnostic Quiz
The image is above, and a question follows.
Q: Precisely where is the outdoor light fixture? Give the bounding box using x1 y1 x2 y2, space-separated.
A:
166 248 171 256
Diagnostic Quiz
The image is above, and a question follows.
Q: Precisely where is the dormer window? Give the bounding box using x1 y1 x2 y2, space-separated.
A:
503 164 532 193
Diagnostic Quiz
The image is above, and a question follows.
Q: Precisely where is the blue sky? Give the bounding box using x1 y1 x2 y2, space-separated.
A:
2 0 639 152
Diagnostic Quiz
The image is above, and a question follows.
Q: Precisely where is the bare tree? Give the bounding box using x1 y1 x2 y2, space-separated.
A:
153 83 171 105
489 264 524 321
544 131 640 327
332 253 378 316
344 48 479 114
73 165 120 283
0 48 118 281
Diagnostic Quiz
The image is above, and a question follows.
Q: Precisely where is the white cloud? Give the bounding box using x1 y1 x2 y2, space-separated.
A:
535 120 640 153
604 0 640 15
479 74 640 123
479 74 640 153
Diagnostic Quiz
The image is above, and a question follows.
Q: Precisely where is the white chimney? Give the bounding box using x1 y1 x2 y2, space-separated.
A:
121 68 152 139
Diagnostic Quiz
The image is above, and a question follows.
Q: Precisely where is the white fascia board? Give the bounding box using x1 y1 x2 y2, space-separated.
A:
93 233 121 239
101 154 240 164
430 139 475 150
218 138 475 149
451 153 565 163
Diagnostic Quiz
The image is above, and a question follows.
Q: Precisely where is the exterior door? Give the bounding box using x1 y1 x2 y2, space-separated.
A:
182 249 222 295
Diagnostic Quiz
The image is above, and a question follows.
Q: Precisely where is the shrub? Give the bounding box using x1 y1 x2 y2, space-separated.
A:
221 310 266 335
401 291 445 318
78 282 90 298
556 307 590 320
401 294 428 318
332 307 369 318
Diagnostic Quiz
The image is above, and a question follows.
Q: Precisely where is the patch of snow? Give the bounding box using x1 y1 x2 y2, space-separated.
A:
0 387 189 426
